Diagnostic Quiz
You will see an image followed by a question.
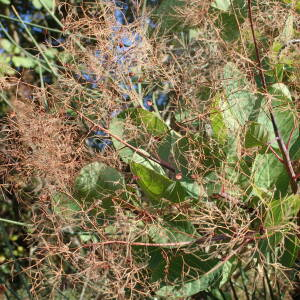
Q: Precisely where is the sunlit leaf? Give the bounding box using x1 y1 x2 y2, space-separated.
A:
252 152 288 197
32 0 55 10
257 83 297 149
259 195 300 258
12 56 36 68
221 63 257 130
210 94 228 144
264 194 300 228
211 0 231 11
245 122 269 148
125 108 169 136
109 109 168 172
0 56 15 76
131 162 190 205
0 39 13 52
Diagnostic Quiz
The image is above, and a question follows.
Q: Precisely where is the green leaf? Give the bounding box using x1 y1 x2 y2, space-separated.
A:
215 13 241 42
12 56 36 68
252 152 288 197
58 51 73 64
210 94 228 145
280 234 299 268
180 180 203 199
148 219 198 248
165 181 189 203
156 254 234 297
270 82 292 103
173 133 224 179
109 109 168 172
280 15 294 43
32 0 54 10
157 132 177 163
0 0 10 4
173 136 190 177
290 132 300 160
259 195 300 258
126 108 169 136
211 0 231 11
131 151 166 175
270 15 294 60
131 162 182 204
148 248 167 282
153 0 185 33
257 83 297 149
131 162 172 199
44 48 58 60
0 56 15 76
221 63 257 130
204 171 222 197
74 162 125 202
52 192 81 221
109 115 137 164
245 122 269 148
0 39 13 52
264 194 300 228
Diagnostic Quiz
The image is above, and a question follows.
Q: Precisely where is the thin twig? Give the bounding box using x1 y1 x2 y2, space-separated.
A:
247 0 298 194
80 231 269 249
0 217 32 227
74 109 176 173
266 143 284 163
229 279 239 300
264 266 276 300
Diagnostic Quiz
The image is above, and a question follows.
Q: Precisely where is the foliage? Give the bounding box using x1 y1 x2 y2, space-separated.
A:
1 0 300 299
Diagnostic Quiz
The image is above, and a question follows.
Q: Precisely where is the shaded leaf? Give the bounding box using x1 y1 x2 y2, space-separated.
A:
74 162 125 202
52 192 81 221
153 0 185 33
280 234 299 268
148 248 167 282
156 254 234 297
148 219 197 248
215 13 241 42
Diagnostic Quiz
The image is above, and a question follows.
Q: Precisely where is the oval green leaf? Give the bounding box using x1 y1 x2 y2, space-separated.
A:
73 162 125 202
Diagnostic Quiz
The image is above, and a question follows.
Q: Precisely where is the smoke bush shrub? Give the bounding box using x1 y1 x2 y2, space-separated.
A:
2 0 300 299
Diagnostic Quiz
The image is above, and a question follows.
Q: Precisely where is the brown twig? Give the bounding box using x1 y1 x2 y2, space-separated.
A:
74 108 176 173
247 0 298 194
79 231 268 249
